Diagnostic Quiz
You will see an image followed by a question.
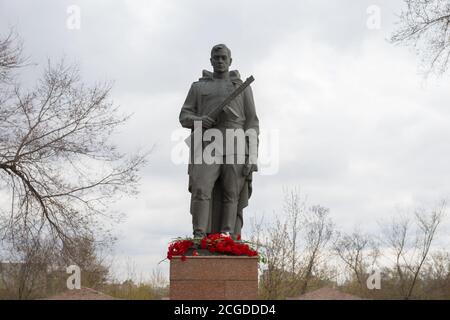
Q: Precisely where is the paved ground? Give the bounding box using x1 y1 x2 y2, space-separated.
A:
44 287 115 300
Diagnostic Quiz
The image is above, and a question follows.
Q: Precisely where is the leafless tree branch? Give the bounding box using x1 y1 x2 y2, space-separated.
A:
0 31 148 250
391 0 450 76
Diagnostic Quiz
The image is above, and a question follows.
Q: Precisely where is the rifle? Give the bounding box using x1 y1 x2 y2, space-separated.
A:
184 76 255 152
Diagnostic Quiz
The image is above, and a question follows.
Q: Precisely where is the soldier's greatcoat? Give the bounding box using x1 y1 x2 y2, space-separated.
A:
179 70 259 234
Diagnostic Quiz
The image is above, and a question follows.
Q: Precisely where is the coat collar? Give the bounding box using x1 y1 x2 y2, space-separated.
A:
199 70 242 84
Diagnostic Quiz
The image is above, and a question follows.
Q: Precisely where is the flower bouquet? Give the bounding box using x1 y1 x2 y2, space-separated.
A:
165 233 262 262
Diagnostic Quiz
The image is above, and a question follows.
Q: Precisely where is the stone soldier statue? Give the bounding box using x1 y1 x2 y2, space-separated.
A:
179 44 259 238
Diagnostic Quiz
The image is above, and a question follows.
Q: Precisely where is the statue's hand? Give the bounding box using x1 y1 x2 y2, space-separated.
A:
190 115 215 129
199 115 215 129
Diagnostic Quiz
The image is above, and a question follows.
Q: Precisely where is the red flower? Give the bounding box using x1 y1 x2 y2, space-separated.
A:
167 234 258 262
198 233 258 257
167 239 194 261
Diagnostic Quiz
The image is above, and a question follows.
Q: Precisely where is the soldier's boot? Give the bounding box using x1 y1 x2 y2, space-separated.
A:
220 201 239 234
191 199 210 238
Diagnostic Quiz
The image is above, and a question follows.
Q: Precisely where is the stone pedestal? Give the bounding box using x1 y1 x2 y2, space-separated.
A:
170 256 258 300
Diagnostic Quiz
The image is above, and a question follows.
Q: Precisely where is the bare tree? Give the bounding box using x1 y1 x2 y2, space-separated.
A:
381 201 446 299
391 0 450 75
253 188 449 299
254 213 290 299
381 214 410 297
0 228 112 299
0 31 147 248
0 29 25 83
422 250 450 298
253 189 334 299
298 205 334 294
0 232 56 299
333 229 379 290
283 188 304 276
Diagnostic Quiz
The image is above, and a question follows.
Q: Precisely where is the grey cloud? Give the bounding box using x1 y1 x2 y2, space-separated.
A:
2 0 450 278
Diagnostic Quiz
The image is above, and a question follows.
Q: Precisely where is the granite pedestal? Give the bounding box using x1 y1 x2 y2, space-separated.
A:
170 256 258 300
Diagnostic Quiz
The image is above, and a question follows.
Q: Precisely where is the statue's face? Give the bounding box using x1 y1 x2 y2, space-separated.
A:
210 48 232 73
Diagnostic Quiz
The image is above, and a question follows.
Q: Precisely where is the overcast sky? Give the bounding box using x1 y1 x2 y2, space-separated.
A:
1 0 450 280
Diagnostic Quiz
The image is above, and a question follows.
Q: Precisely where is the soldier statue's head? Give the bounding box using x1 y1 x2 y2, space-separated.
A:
210 44 232 74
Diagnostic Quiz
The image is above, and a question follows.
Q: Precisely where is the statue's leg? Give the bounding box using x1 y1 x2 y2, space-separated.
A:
220 162 246 234
190 162 220 237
